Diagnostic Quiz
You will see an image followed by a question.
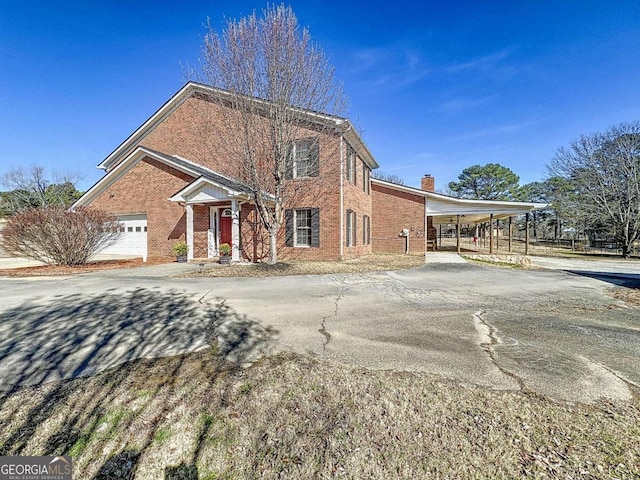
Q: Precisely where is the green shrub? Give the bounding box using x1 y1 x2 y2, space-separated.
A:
219 243 232 256
172 241 189 256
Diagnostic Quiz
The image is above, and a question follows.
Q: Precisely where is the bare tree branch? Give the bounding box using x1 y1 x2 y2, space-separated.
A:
1 166 82 214
196 5 347 263
1 207 121 265
549 121 640 257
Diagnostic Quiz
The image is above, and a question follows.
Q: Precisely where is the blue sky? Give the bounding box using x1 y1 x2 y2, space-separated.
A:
1 1 640 192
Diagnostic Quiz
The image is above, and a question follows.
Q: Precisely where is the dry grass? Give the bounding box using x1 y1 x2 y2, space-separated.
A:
608 287 640 308
0 254 426 278
0 256 173 277
184 254 426 278
1 351 638 479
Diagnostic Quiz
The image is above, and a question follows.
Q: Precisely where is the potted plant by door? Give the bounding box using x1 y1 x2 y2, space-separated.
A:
172 241 189 263
219 243 232 265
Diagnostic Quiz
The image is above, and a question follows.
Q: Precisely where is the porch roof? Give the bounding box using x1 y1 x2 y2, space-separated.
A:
168 174 253 204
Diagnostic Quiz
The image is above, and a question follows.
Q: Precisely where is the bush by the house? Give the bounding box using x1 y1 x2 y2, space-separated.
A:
0 206 121 266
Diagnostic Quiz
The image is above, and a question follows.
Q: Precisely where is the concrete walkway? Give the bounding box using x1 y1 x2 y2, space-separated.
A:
424 251 469 264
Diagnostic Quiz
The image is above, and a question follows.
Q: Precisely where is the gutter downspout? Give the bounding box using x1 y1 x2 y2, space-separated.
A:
424 195 427 262
339 134 344 260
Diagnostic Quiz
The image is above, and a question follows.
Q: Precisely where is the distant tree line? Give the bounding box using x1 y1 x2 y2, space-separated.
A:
447 121 640 257
0 166 83 216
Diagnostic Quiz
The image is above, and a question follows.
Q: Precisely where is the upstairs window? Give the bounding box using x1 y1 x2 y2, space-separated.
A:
287 138 319 178
363 165 370 194
346 144 356 184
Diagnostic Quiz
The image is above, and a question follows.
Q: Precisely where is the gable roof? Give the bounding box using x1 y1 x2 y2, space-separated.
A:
98 82 379 172
371 178 548 225
168 175 255 203
72 146 250 209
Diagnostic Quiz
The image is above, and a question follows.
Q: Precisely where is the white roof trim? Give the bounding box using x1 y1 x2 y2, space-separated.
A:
72 146 200 209
169 176 247 203
98 82 378 171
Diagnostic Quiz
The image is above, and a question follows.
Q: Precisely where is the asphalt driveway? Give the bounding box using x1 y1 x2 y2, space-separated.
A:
0 256 638 404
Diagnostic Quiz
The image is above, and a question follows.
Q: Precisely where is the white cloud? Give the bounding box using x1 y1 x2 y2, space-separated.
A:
450 120 537 142
349 44 430 88
436 95 498 112
445 47 517 74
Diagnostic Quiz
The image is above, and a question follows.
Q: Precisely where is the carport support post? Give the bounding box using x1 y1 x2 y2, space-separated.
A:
496 218 500 251
508 217 513 253
186 204 194 261
456 215 461 254
525 213 530 256
489 214 494 254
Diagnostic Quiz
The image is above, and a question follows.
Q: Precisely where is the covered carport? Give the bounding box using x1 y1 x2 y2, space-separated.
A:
370 178 547 257
425 193 548 255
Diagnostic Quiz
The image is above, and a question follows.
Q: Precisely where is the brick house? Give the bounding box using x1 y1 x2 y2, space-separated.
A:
74 82 545 262
74 82 378 262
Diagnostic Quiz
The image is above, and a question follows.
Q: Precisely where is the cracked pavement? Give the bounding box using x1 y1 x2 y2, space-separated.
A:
1 257 639 403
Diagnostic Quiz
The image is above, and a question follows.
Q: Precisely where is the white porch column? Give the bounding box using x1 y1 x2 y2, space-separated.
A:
231 199 240 262
186 203 194 261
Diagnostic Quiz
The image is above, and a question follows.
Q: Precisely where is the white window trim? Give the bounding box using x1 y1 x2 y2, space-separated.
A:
346 146 356 184
346 209 356 247
363 166 370 194
294 209 312 247
292 139 319 178
363 214 370 245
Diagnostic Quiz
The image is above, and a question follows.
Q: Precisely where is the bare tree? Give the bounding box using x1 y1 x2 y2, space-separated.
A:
197 5 347 264
1 206 121 265
550 122 640 257
371 171 405 185
1 166 82 214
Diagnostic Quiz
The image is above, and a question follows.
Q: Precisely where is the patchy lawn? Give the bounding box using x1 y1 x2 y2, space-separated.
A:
184 254 426 278
1 351 638 479
0 254 426 278
0 256 173 277
609 287 640 308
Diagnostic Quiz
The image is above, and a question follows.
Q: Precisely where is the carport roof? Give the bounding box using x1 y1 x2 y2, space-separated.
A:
372 178 548 224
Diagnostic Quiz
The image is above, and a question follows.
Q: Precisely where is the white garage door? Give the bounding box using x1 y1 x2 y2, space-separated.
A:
101 214 148 260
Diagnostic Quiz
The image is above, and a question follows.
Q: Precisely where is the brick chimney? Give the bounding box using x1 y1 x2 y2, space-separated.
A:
421 174 435 192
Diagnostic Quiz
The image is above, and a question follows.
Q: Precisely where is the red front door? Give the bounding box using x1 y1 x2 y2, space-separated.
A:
220 216 232 247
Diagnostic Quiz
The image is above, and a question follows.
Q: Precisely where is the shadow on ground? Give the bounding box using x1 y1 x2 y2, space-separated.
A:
565 270 640 288
0 288 277 477
0 288 276 392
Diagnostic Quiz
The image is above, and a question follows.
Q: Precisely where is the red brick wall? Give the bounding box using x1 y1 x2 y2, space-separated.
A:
371 183 429 255
239 204 270 262
193 205 210 259
139 95 230 175
342 152 373 259
94 92 378 262
91 158 194 258
278 147 343 261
